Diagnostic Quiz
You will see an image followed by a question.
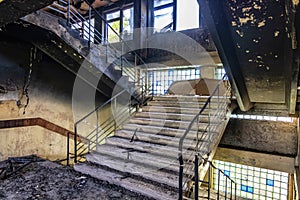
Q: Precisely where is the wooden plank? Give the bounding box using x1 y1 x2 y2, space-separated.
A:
215 147 295 173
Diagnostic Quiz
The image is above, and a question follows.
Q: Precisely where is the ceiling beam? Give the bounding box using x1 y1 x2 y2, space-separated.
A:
200 0 253 111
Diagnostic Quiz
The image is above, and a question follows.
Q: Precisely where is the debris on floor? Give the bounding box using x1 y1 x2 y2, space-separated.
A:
0 155 152 200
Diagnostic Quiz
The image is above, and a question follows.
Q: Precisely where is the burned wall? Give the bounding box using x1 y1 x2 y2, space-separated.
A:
220 118 297 157
0 40 111 161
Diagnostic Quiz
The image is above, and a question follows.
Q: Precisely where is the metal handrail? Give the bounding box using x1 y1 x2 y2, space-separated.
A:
178 75 231 199
44 0 153 163
82 0 147 68
200 158 237 200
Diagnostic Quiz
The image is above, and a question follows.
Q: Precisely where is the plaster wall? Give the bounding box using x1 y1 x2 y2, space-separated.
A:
0 53 111 161
220 118 298 157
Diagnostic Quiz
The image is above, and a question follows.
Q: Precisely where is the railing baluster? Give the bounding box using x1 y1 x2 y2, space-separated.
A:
230 180 233 199
67 131 70 166
74 124 77 163
225 178 227 200
194 155 199 200
67 0 70 26
217 170 220 200
208 163 211 200
96 110 99 147
235 183 237 200
88 7 91 48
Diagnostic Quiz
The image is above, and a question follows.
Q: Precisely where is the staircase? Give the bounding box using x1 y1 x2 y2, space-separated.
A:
11 1 236 198
73 78 233 199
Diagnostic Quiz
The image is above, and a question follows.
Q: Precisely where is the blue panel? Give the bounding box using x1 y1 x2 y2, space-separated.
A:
266 179 274 186
241 185 254 194
247 186 254 193
224 170 230 177
156 81 161 86
195 68 200 75
168 69 174 76
241 185 247 192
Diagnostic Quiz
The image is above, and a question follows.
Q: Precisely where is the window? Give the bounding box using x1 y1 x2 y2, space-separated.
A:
105 6 134 43
176 0 200 31
148 66 200 95
152 0 200 33
213 160 289 200
152 0 174 33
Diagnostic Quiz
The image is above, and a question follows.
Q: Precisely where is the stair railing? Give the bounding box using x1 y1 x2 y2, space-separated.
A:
178 75 232 199
45 0 152 164
46 0 148 87
199 159 237 200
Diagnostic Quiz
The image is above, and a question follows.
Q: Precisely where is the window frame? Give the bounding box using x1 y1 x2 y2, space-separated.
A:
151 0 203 33
103 3 134 43
151 0 177 32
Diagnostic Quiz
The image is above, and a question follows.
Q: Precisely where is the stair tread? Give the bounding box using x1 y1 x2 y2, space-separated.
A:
128 118 220 130
94 144 193 175
74 163 178 200
86 153 180 189
142 106 212 114
114 129 209 148
105 137 198 159
152 95 210 101
147 101 220 108
122 124 217 140
135 112 213 123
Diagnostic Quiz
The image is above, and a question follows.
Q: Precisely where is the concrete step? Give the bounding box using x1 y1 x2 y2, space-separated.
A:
74 163 178 200
128 118 219 130
152 95 228 102
135 112 211 123
122 124 217 139
114 129 209 149
85 153 181 189
152 95 209 102
142 106 211 115
104 137 201 159
94 144 194 176
147 101 220 108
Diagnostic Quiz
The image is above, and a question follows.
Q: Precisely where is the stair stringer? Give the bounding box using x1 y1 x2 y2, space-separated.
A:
21 11 134 95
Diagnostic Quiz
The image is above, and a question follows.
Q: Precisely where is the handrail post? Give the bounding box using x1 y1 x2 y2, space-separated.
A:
67 0 70 26
96 110 99 147
230 181 233 199
194 155 199 200
88 7 91 48
208 98 211 143
225 178 227 200
74 124 77 163
217 170 220 200
208 162 211 200
179 153 183 200
67 131 70 166
235 183 237 200
121 41 124 73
